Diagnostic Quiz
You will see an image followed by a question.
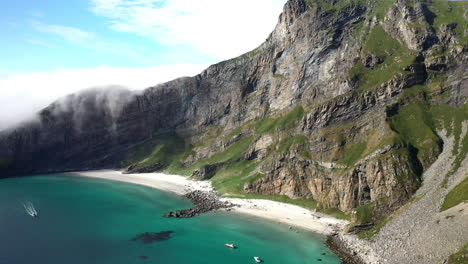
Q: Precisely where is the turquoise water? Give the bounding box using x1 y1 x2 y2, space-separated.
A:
0 174 341 264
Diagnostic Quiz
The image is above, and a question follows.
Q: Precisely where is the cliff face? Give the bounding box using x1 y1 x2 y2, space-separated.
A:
0 0 467 219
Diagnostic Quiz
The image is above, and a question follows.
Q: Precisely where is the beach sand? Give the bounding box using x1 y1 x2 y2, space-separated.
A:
73 170 348 235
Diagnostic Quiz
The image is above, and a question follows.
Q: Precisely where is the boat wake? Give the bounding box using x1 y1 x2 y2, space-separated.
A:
22 201 38 218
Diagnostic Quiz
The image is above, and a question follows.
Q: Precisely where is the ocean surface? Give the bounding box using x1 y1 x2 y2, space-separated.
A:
0 174 341 264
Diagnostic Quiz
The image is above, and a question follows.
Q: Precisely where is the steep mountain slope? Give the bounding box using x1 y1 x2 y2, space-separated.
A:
337 128 468 263
0 0 467 232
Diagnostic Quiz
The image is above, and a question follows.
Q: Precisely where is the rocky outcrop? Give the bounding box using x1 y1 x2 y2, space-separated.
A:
326 234 365 264
164 191 236 218
0 0 466 221
383 0 438 51
124 163 164 174
191 162 231 180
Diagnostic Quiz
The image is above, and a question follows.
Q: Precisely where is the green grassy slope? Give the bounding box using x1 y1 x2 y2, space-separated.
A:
349 25 417 91
441 178 468 211
447 243 468 264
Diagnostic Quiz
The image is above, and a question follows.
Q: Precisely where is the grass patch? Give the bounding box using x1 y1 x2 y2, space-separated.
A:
276 135 308 153
357 215 392 240
448 243 468 264
226 124 246 138
319 208 352 221
171 137 253 176
299 151 312 159
338 141 368 166
372 0 397 19
305 0 374 13
255 106 305 134
349 25 417 91
389 100 441 165
363 25 403 58
211 160 259 194
441 177 468 211
399 84 429 99
355 203 373 224
124 132 192 171
236 46 264 61
171 136 255 176
428 0 468 45
196 136 254 167
193 126 223 147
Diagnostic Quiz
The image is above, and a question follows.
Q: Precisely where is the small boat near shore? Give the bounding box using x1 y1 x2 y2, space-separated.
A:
224 243 236 249
254 256 263 263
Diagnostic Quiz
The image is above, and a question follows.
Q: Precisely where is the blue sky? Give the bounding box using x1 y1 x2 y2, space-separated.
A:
2 0 288 72
0 0 286 129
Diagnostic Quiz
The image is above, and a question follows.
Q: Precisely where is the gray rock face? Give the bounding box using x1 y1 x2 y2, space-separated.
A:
0 0 466 220
383 0 438 51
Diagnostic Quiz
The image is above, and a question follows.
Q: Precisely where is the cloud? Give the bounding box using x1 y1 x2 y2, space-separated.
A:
5 21 20 28
90 0 287 60
31 11 45 18
0 64 207 131
24 38 56 48
31 21 147 61
33 21 95 43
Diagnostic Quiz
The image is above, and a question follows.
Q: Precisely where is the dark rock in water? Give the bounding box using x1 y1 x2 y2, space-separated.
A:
164 190 236 218
138 256 148 260
130 231 174 244
321 252 326 255
317 259 322 261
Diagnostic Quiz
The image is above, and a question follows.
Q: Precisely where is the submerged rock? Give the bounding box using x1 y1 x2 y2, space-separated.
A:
130 231 174 244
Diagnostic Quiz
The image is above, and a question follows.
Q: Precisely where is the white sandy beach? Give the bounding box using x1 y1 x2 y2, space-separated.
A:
73 170 348 235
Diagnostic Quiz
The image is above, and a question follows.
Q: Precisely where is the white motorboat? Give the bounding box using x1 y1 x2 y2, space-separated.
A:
224 243 236 248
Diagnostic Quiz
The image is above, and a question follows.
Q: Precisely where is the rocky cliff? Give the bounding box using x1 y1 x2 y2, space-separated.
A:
0 0 467 224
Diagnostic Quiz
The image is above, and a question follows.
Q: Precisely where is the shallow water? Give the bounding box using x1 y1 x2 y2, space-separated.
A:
0 174 341 264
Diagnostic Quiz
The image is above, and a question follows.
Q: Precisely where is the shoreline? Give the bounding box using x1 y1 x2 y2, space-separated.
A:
72 170 347 235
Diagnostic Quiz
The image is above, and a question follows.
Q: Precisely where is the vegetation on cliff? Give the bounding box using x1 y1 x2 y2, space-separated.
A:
441 177 468 212
447 243 468 264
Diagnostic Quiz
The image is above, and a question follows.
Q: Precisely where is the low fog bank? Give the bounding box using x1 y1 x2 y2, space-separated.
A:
43 86 137 133
0 64 207 131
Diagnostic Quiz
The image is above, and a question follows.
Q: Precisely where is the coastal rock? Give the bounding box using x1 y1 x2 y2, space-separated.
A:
164 191 236 218
326 234 365 264
124 163 164 174
191 162 231 180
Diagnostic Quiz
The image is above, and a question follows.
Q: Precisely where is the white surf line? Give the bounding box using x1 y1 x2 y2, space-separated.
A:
22 201 37 217
29 202 37 215
22 202 33 216
26 203 34 216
